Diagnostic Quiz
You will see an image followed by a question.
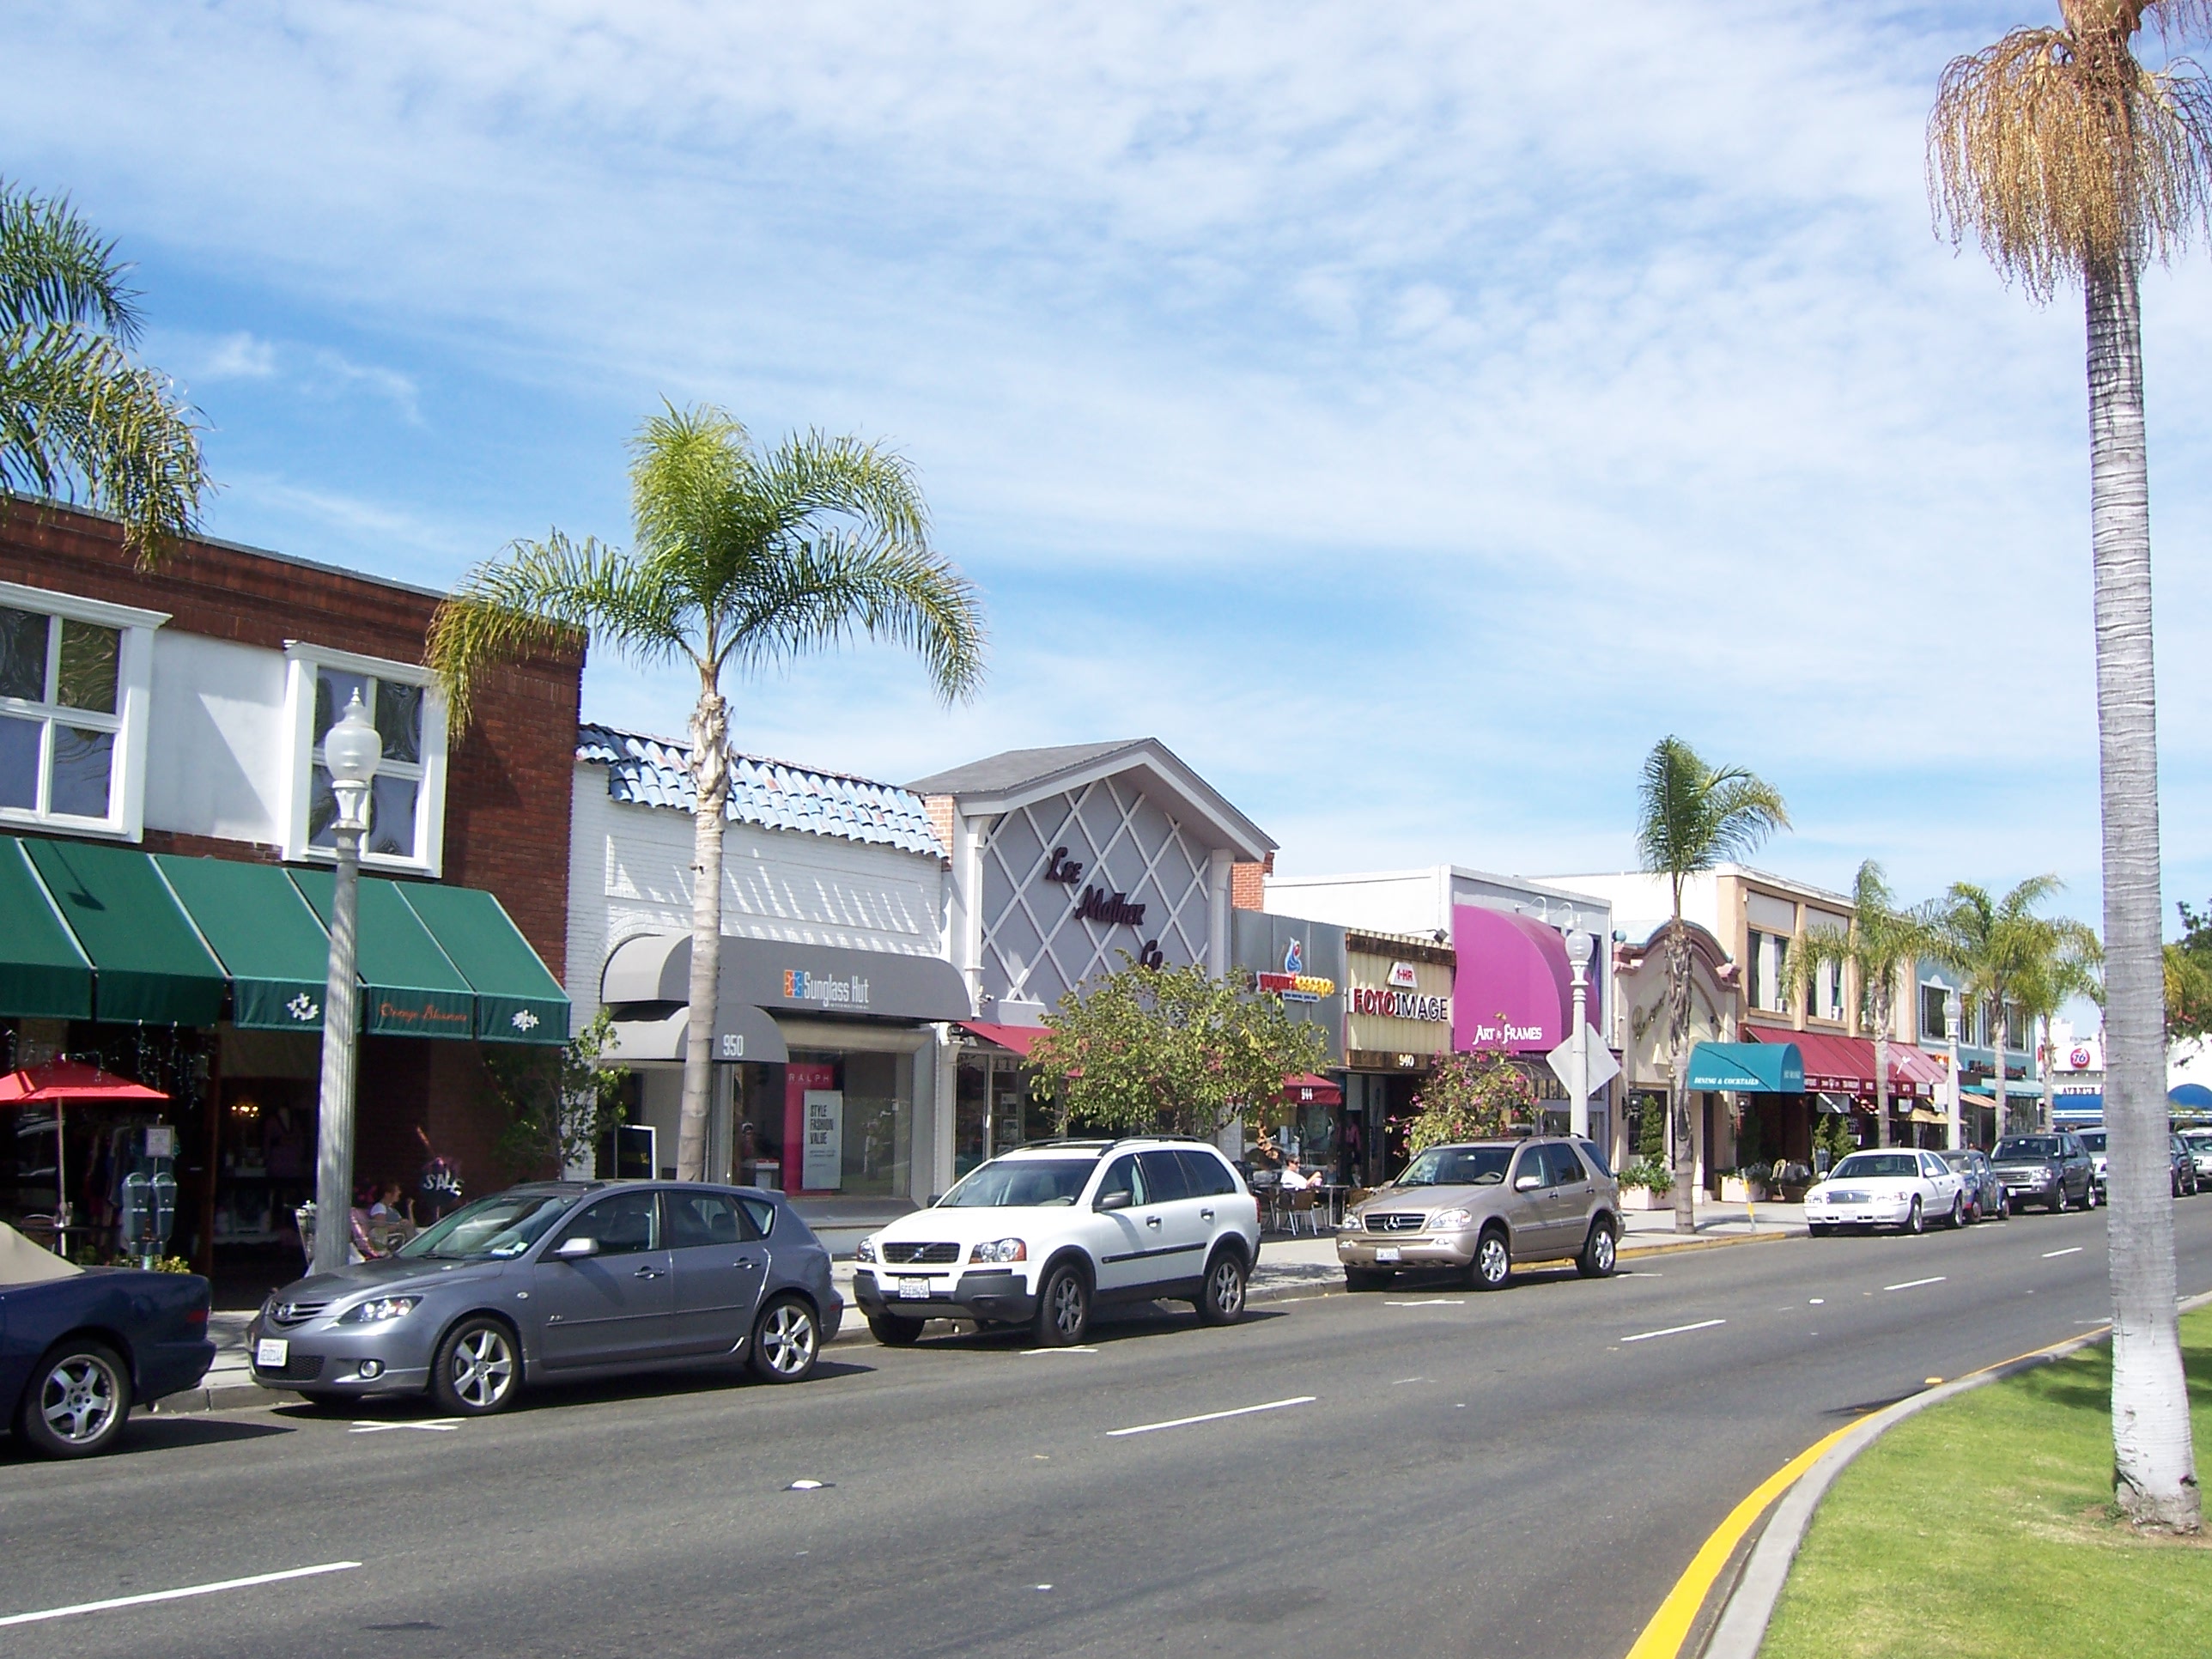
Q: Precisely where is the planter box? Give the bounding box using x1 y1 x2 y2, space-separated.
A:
1618 1186 1675 1211
1719 1177 1769 1204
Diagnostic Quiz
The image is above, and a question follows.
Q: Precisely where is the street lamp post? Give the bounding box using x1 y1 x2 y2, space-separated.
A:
312 692 380 1277
1565 929 1595 1139
1944 990 1965 1152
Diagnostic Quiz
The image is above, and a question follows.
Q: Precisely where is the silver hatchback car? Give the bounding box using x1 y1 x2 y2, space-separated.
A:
1337 1137 1621 1291
248 1181 842 1414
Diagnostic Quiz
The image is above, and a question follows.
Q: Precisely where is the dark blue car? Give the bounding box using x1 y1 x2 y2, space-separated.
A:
3 1256 215 1457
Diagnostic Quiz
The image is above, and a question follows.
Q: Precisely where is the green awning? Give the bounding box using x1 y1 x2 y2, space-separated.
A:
289 869 476 1041
1686 1040 1805 1094
155 855 334 1033
398 883 569 1045
22 837 226 1025
0 836 94 1018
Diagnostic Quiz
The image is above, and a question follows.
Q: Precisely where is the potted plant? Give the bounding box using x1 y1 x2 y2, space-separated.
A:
1720 1161 1771 1204
1618 1157 1674 1211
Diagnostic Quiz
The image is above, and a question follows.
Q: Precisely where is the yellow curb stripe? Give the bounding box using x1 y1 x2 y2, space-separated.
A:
1621 1419 1861 1659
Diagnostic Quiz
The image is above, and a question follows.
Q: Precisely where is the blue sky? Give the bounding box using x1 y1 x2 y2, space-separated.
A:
8 1 2209 933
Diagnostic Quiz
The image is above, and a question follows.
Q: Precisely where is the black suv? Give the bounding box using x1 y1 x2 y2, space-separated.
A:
1990 1133 2097 1213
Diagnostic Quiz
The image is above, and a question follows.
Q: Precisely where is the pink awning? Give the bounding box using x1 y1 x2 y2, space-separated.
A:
959 1021 1043 1060
1278 1073 1344 1107
1743 1025 1936 1099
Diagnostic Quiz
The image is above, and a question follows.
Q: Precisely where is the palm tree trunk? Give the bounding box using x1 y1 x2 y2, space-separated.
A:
2087 258 2199 1532
677 685 732 1184
1667 919 1696 1233
1991 1006 2009 1135
1873 998 1892 1152
2039 1015 2056 1133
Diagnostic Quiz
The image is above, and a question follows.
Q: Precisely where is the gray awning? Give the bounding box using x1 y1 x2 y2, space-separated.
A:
601 1000 789 1065
602 932 971 1024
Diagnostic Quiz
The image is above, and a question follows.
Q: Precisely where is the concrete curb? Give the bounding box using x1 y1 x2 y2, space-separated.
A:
1699 1286 2212 1659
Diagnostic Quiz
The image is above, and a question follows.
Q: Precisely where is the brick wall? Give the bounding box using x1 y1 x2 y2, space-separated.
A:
1231 851 1274 910
0 501 582 976
922 793 956 859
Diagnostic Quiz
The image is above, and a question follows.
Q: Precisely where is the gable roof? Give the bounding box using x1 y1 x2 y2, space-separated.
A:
908 737 1273 861
577 724 944 857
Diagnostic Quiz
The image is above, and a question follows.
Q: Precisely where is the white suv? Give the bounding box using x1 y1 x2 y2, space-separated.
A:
853 1139 1261 1347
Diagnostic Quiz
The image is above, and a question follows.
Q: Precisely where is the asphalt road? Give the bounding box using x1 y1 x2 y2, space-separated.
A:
9 1200 2212 1659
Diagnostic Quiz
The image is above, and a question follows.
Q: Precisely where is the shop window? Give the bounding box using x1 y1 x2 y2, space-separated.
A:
281 643 449 875
782 1048 912 1198
1920 983 1951 1042
0 581 164 838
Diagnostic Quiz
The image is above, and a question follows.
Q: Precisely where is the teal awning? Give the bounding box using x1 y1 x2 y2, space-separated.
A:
0 836 94 1018
23 836 226 1025
1687 1041 1804 1094
289 870 477 1040
155 854 334 1033
397 883 569 1045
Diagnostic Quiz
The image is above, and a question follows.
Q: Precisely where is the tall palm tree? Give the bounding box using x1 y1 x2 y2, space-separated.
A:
1932 878 2100 1133
1634 737 1789 1233
429 405 986 1182
2015 929 2106 1131
1930 0 2207 1534
1 179 206 563
1784 863 1942 1151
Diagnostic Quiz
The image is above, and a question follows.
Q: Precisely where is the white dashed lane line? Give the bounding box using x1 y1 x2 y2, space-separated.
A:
0 1562 362 1629
1106 1395 1316 1437
1620 1318 1726 1344
2043 1247 2085 1259
1884 1276 1947 1292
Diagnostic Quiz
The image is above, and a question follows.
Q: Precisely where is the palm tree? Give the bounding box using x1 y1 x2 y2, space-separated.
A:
1784 863 1942 1151
1 179 206 563
1634 737 1789 1233
2014 927 2106 1132
1930 0 2207 1534
1932 878 2099 1133
428 405 985 1182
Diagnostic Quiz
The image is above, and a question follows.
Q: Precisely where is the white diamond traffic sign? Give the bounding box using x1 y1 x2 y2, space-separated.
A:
1546 1023 1620 1093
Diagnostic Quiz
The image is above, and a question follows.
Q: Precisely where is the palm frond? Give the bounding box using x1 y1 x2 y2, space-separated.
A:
0 319 206 562
1635 736 1790 881
1929 8 2212 295
0 180 139 339
426 532 693 731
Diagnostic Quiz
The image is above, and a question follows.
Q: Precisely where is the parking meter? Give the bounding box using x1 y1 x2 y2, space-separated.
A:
116 1124 179 1267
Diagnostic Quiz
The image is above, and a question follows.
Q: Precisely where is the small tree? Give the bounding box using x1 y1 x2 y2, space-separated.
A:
1404 1051 1537 1155
1027 957 1327 1140
484 1010 630 1182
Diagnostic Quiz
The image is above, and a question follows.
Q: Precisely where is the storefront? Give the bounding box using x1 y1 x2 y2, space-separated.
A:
1233 909 1349 1174
597 931 969 1198
1341 928 1454 1182
1740 1024 1949 1159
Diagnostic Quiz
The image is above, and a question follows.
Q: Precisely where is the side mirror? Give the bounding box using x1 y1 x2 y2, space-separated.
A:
554 1235 599 1260
1513 1174 1542 1193
1097 1189 1133 1212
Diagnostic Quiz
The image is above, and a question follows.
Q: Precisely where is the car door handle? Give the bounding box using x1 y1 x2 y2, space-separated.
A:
633 1266 661 1279
733 1257 757 1268
1146 1215 1162 1228
1200 1208 1215 1221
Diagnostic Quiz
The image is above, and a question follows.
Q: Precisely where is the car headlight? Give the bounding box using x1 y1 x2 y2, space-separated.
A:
337 1296 420 1325
855 1236 878 1263
1428 1208 1474 1231
970 1237 1027 1264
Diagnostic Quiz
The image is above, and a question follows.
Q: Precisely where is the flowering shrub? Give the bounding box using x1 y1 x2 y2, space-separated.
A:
1405 1051 1536 1153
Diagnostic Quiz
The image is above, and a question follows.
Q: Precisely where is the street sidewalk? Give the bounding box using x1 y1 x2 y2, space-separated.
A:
161 1200 1802 1416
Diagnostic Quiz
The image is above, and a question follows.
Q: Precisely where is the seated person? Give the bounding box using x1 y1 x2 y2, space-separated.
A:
1278 1159 1317 1191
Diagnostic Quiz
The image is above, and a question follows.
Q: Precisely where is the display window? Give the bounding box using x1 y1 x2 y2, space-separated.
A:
781 1049 912 1197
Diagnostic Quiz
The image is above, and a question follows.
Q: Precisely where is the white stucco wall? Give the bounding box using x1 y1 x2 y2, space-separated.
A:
142 630 289 844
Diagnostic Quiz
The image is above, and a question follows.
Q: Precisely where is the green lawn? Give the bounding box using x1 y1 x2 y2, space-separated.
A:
1762 1308 2212 1659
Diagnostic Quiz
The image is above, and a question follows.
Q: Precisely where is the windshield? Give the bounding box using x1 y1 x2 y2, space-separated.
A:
1395 1146 1513 1188
1829 1153 1920 1181
396 1192 575 1261
1995 1137 2063 1160
2077 1132 2107 1152
939 1158 1097 1207
1939 1151 1972 1167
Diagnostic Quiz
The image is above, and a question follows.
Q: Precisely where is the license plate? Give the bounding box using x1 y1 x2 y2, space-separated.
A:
897 1277 931 1300
255 1338 289 1368
1375 1247 1401 1263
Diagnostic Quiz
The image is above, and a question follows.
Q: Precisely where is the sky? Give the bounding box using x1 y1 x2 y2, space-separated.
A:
7 1 2209 936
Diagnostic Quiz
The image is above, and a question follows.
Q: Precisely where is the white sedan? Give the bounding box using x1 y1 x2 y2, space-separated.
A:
1805 1150 1966 1236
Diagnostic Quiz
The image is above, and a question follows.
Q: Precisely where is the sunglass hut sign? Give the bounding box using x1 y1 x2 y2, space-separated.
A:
781 969 871 1010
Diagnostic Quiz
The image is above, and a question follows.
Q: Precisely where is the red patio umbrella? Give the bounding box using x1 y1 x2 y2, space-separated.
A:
0 1061 168 1256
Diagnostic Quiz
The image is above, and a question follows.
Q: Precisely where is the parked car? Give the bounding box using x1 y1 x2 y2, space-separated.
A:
248 1182 840 1416
1806 1149 1966 1234
2172 1134 2202 1198
2077 1129 2110 1200
1336 1137 1621 1291
2 1224 214 1458
1990 1133 2098 1213
1939 1149 2008 1222
854 1137 1260 1347
2181 1130 2212 1188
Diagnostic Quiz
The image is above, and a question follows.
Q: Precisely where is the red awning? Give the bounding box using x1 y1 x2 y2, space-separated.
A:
959 1021 1044 1060
1742 1026 1932 1098
0 1060 169 1103
1278 1073 1344 1107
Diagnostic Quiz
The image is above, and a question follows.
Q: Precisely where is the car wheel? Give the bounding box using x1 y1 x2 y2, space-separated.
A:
1808 1222 1832 1237
1948 1194 1965 1230
1032 1261 1091 1346
1577 1217 1619 1279
866 1314 924 1346
430 1316 520 1416
1470 1226 1511 1292
2052 1185 2069 1213
1343 1267 1393 1291
1905 1197 1924 1235
1195 1249 1248 1326
749 1296 820 1384
17 1340 131 1459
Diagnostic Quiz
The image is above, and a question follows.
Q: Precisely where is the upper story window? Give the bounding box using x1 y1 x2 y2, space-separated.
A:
281 644 448 876
0 581 165 839
1921 981 1952 1042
